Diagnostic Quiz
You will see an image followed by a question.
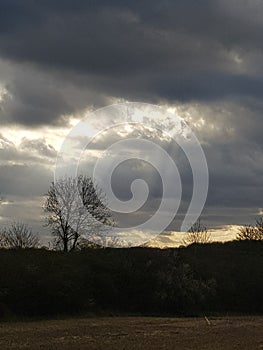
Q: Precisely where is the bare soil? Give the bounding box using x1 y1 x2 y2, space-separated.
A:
0 316 262 349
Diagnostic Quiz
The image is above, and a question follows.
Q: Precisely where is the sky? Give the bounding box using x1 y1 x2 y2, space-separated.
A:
0 0 263 247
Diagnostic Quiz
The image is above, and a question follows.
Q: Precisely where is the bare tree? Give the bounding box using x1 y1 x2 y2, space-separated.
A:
183 219 211 245
78 235 126 249
0 196 4 248
236 218 263 241
256 218 263 239
1 222 39 249
0 231 6 248
44 175 114 252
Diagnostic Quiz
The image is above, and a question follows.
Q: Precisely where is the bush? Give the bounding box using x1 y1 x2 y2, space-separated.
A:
0 241 262 319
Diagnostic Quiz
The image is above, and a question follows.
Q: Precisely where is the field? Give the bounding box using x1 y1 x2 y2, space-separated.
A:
0 316 262 349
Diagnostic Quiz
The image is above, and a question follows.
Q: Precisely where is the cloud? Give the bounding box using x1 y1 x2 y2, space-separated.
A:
0 59 110 126
0 133 57 163
0 0 262 123
0 1 263 128
0 1 263 244
20 137 57 158
0 134 54 203
0 163 52 197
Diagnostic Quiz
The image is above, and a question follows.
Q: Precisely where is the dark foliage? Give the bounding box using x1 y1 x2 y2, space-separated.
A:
0 241 262 319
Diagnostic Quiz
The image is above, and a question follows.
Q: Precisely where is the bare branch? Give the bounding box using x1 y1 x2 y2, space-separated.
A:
183 219 211 245
236 218 263 241
1 222 39 249
44 175 114 252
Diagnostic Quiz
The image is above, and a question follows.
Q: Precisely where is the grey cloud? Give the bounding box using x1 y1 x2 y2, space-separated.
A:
0 61 110 126
0 195 44 224
0 1 262 69
0 134 57 163
0 0 263 235
20 138 57 158
0 0 262 115
75 109 263 230
0 163 52 197
0 135 54 205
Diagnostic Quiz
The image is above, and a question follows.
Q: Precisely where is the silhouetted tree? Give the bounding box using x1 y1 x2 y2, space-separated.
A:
78 235 124 249
0 232 5 248
1 222 39 249
236 218 263 241
183 219 211 245
44 175 113 252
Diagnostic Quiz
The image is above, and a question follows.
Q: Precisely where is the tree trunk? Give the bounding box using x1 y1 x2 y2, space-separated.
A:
63 238 68 252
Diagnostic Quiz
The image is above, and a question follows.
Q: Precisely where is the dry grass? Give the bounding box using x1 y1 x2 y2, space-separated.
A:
0 316 263 349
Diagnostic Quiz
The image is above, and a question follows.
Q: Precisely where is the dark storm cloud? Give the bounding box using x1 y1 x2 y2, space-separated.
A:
0 0 263 237
1 0 263 69
177 100 263 212
0 0 262 118
0 60 110 125
1 73 71 125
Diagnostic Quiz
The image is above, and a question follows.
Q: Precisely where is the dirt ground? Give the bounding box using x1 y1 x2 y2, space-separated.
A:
0 316 262 349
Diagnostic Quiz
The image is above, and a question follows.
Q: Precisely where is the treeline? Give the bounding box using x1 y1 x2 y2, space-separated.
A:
0 240 262 319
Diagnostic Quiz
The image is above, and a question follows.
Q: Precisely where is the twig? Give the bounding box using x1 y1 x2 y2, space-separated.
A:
204 315 211 325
